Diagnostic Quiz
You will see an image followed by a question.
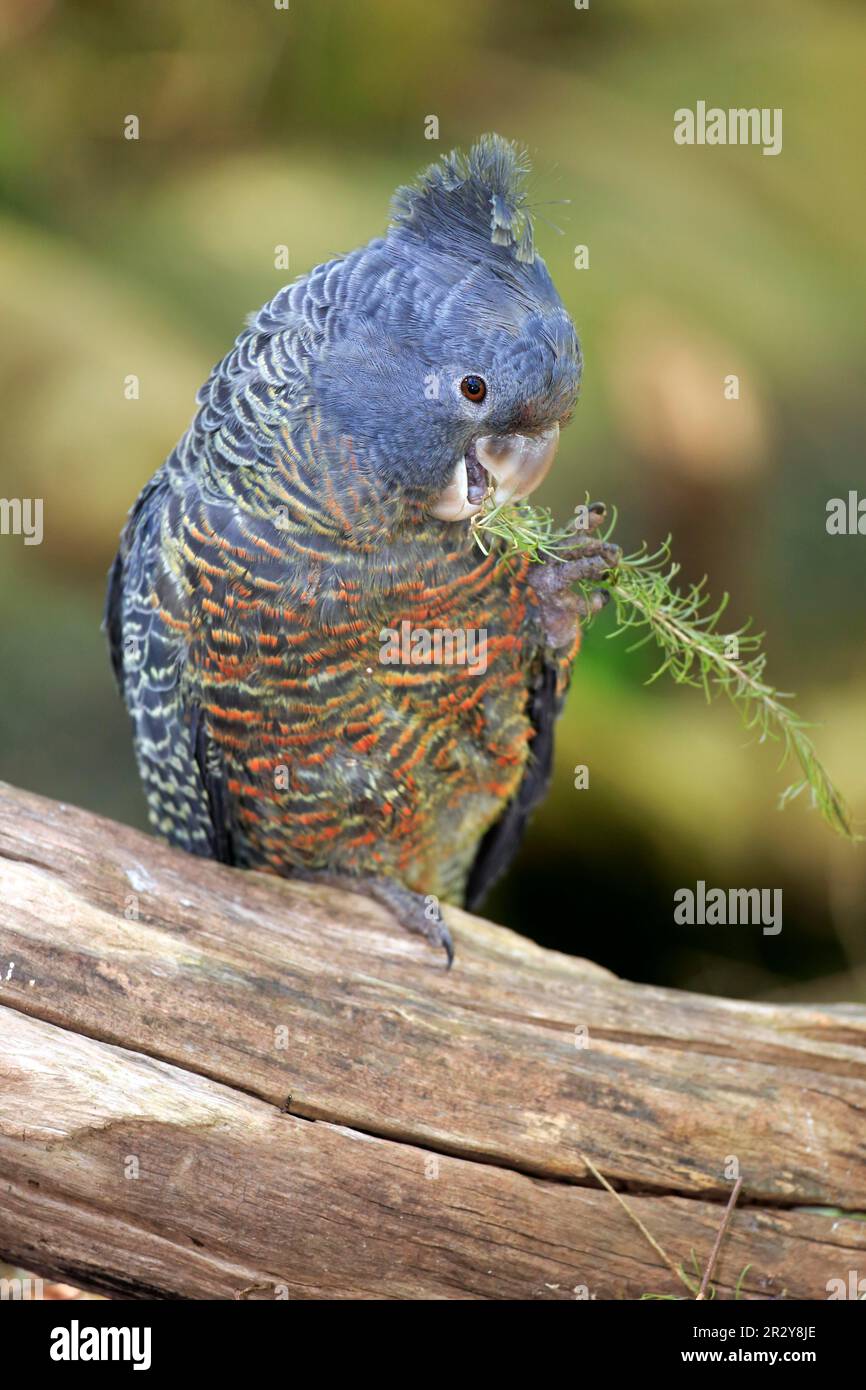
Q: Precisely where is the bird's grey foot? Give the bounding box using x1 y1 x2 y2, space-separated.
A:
292 868 454 967
363 877 454 967
528 502 621 648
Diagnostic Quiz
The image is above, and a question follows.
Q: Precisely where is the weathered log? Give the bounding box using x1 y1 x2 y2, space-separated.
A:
0 781 864 1300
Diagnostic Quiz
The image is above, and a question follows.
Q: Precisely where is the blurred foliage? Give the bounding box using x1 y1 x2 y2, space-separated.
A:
0 0 864 999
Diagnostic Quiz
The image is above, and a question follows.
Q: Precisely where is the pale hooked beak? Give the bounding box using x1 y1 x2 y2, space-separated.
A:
428 424 560 522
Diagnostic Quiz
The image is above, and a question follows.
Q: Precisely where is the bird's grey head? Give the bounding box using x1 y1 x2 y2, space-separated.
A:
308 135 582 521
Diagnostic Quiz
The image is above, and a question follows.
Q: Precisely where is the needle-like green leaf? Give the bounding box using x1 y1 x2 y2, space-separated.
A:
472 500 857 841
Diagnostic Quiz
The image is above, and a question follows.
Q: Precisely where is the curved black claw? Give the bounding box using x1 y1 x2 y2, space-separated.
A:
574 500 609 535
438 921 455 970
573 586 612 620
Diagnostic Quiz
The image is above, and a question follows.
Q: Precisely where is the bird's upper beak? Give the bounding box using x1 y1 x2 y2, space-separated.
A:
428 424 560 522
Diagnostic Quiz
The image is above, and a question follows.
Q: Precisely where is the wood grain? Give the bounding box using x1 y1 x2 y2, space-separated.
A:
0 781 864 1300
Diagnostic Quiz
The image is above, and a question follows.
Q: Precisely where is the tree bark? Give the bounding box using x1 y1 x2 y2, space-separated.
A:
0 781 863 1300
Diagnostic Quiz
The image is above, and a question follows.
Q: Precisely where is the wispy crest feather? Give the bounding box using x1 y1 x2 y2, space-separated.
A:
390 134 535 264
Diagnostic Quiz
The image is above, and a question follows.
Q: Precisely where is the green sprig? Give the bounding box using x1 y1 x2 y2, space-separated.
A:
471 500 857 841
470 497 574 562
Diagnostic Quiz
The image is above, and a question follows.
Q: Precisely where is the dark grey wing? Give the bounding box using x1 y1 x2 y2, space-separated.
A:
104 471 234 861
105 473 163 690
464 658 564 911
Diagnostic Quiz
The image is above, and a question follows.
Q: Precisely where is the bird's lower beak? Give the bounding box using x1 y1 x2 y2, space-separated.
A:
428 424 560 522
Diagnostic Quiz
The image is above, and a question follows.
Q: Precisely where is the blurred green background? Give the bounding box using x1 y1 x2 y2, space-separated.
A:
0 0 864 1001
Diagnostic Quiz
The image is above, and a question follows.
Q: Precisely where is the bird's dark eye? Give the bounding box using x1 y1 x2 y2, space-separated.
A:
460 374 487 403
